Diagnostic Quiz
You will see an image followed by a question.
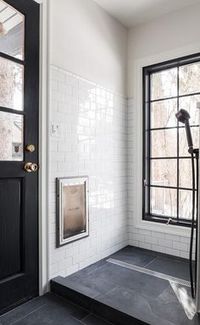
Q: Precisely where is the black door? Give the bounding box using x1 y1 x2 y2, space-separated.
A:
0 0 39 313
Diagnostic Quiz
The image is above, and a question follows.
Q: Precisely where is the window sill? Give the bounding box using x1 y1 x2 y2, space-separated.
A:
135 219 191 237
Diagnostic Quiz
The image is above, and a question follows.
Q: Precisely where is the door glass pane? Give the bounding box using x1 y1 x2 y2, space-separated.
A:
179 127 199 157
151 129 177 158
151 99 177 129
151 68 177 100
151 159 177 187
179 95 200 126
179 190 193 220
0 56 23 110
179 159 192 189
0 0 24 60
150 187 177 217
0 111 23 161
179 62 200 95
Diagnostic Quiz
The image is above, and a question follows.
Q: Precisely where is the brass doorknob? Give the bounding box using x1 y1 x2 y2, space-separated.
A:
24 162 39 173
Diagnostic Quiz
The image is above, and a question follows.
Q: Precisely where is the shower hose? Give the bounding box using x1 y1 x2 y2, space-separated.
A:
190 149 199 299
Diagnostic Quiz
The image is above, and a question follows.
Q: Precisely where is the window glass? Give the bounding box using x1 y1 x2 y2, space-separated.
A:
151 129 177 158
0 0 24 60
179 159 192 189
151 159 177 187
144 58 200 225
150 187 177 218
179 127 199 157
179 95 200 126
151 99 177 129
151 68 177 100
0 111 23 161
0 56 24 110
179 62 200 95
179 190 193 220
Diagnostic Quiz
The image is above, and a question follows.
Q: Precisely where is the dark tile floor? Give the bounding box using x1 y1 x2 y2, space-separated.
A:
0 293 112 325
1 246 198 325
52 246 200 325
110 246 191 280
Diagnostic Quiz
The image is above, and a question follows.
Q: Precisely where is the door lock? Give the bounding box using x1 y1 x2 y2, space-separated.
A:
24 162 39 173
26 144 36 153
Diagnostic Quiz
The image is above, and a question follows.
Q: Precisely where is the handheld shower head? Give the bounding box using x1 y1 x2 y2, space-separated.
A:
176 109 193 153
176 109 190 124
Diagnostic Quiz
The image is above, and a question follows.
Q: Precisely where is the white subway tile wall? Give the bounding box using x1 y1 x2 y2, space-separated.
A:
49 66 192 280
49 66 128 279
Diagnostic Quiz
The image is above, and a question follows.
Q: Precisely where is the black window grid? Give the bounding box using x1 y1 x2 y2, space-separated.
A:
143 53 200 227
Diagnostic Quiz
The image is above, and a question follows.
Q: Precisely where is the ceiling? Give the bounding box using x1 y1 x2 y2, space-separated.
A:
93 0 200 27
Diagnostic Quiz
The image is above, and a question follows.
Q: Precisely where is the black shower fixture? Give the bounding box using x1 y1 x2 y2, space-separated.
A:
176 109 193 153
176 109 199 299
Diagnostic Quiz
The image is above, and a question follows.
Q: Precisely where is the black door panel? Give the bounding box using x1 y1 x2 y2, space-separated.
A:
0 179 22 280
0 0 39 313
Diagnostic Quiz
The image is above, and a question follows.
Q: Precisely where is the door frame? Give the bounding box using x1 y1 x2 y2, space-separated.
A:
35 0 49 295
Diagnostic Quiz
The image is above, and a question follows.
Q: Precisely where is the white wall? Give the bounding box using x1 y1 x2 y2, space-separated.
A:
128 3 200 97
49 0 127 96
127 3 200 258
48 0 128 279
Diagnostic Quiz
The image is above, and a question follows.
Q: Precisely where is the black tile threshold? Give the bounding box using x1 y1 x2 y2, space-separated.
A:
0 293 112 325
51 246 200 325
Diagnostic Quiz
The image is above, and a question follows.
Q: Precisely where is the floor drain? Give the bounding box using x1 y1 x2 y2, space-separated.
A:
107 258 190 287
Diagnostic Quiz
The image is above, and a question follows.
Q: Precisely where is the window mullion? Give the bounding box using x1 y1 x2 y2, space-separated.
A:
177 66 180 221
148 73 151 215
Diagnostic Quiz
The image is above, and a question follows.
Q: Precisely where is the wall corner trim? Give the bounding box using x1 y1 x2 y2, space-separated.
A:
38 0 49 295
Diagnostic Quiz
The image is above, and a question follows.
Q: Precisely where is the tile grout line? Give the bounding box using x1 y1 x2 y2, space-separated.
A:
107 258 190 287
80 313 114 325
143 256 158 268
0 297 43 320
9 304 47 325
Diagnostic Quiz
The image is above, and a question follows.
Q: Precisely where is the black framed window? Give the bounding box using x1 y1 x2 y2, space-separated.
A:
143 53 200 227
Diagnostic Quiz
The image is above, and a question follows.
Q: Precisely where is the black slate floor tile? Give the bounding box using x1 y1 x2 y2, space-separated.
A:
0 297 46 325
149 284 199 325
67 266 119 297
78 262 168 299
13 304 82 325
182 315 200 325
96 283 199 325
51 246 200 325
82 314 112 325
54 275 102 299
42 293 89 320
102 263 169 298
0 293 89 325
61 262 169 301
2 246 198 325
110 246 157 267
147 255 190 280
96 285 175 325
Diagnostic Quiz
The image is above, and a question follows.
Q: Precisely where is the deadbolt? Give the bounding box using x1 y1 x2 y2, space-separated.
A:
26 144 36 153
24 162 39 173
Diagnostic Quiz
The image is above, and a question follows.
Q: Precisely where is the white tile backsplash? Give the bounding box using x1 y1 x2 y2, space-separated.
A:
49 66 128 279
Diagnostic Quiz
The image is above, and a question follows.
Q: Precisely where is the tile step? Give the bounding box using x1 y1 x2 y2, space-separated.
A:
51 276 148 325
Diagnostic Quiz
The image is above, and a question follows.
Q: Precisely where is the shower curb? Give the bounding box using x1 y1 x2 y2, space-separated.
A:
51 276 147 325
